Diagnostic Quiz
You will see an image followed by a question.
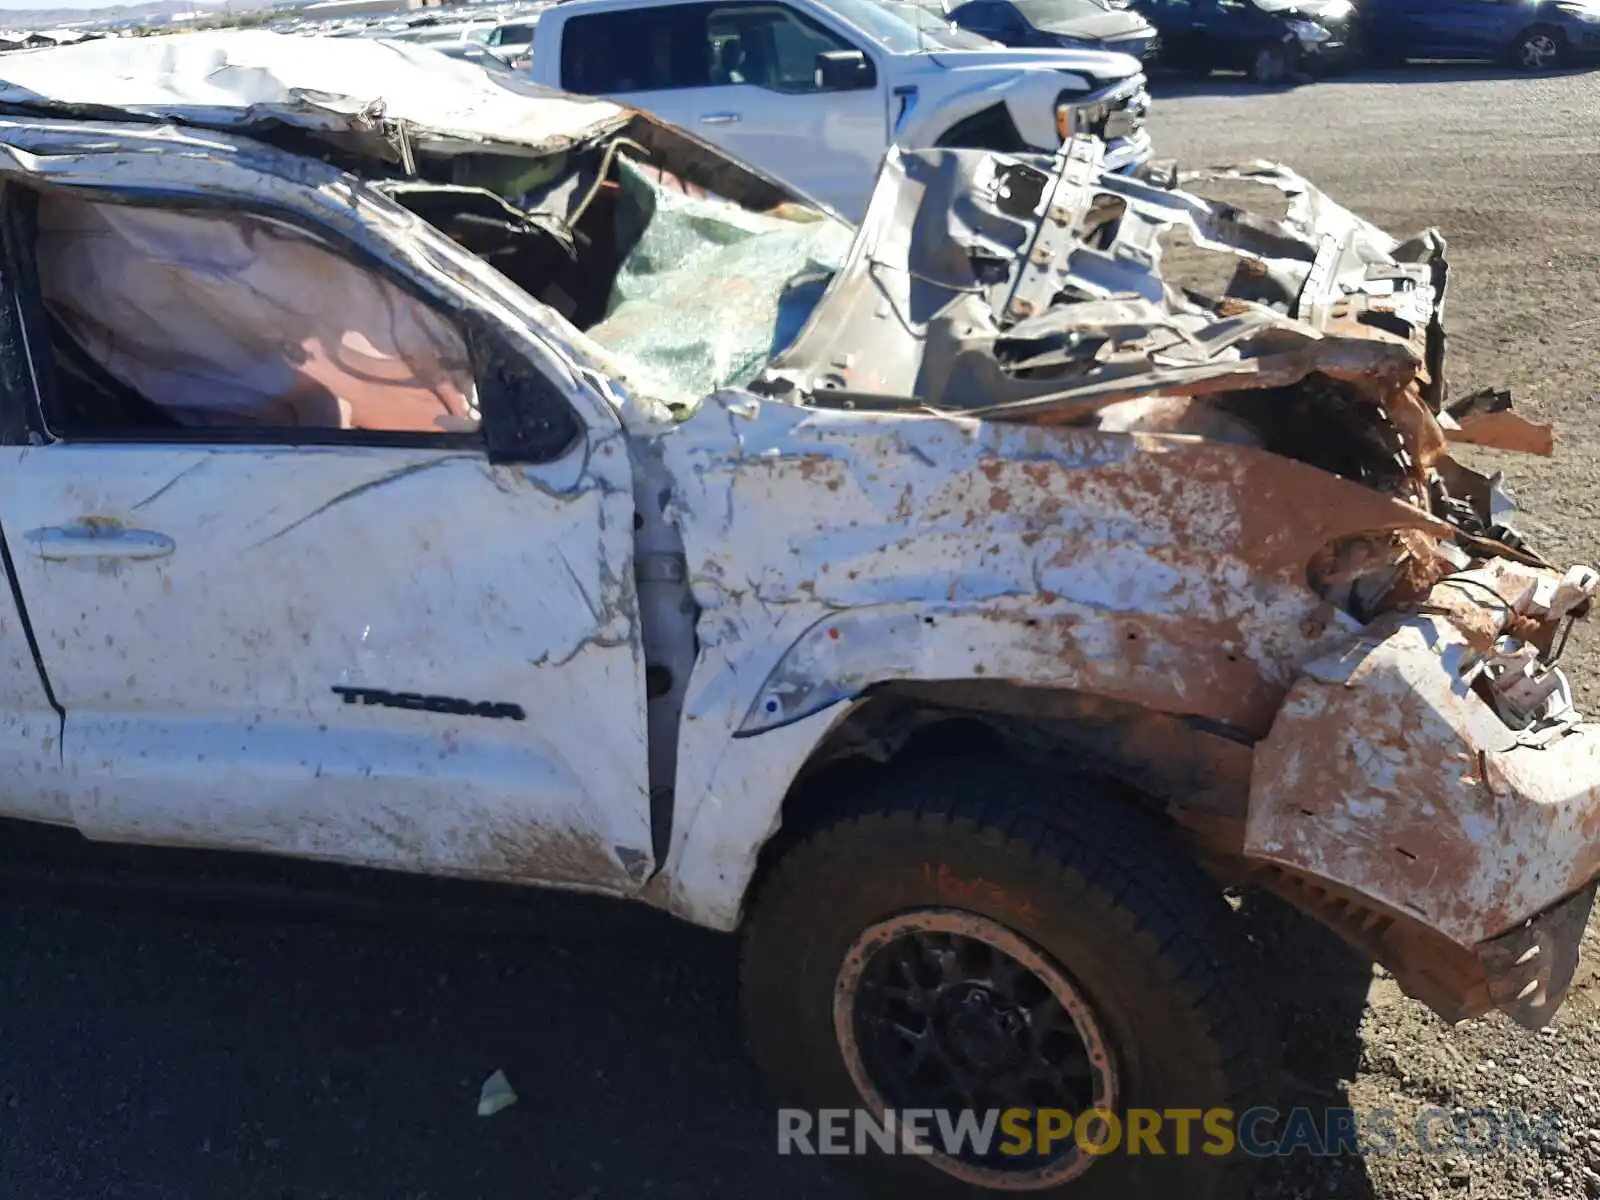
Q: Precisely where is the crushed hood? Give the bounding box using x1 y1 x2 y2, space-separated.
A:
1037 9 1155 40
759 137 1439 416
756 136 1546 572
0 31 629 161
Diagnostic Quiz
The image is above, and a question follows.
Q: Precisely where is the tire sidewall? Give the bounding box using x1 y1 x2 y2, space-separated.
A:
1252 43 1288 84
1514 26 1564 70
746 814 1256 1200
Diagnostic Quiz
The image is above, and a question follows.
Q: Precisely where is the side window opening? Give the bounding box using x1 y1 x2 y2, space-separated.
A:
706 4 862 92
560 8 713 92
33 190 484 441
5 121 854 444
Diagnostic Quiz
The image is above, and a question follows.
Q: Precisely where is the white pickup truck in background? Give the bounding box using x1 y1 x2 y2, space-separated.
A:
525 0 1151 217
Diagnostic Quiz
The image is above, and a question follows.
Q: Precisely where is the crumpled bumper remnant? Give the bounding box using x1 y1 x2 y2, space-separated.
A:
1248 560 1600 1028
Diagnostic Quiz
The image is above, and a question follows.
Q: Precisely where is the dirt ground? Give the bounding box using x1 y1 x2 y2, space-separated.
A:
1153 66 1600 1200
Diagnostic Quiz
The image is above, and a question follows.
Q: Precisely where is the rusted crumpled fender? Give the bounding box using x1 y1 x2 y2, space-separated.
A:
1246 560 1600 1028
650 395 1453 928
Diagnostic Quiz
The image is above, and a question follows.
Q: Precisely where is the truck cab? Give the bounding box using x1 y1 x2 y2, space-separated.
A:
528 0 1151 217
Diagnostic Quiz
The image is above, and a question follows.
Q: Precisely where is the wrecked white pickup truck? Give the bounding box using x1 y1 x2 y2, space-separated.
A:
0 29 1597 1200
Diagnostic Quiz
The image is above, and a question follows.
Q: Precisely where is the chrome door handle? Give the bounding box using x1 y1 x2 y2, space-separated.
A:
27 524 175 561
699 111 741 124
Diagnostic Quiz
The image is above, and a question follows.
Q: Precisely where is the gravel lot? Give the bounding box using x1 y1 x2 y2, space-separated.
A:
1157 66 1600 1200
2 66 1599 1200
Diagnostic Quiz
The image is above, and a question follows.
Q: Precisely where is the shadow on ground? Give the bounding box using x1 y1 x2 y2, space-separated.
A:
1237 890 1380 1200
0 835 858 1200
0 823 1395 1200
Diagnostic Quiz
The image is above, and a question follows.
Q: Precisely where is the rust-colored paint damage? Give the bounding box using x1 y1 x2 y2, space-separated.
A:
726 137 1600 1026
1444 387 1556 457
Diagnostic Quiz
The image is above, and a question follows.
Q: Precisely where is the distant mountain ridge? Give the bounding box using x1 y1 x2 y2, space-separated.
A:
0 0 234 27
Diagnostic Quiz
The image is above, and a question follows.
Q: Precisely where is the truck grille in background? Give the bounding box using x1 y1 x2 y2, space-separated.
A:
1062 75 1150 145
1099 79 1149 142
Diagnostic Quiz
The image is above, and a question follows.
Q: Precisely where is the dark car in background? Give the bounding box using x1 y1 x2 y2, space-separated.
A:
1357 0 1600 68
884 0 1005 47
1131 0 1353 81
946 0 1161 60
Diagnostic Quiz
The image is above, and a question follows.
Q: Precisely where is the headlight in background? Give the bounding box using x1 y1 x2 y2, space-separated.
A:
1054 82 1149 143
1056 96 1111 141
1285 18 1332 42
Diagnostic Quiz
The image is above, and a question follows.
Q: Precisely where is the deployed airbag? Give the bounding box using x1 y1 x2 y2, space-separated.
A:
37 192 480 433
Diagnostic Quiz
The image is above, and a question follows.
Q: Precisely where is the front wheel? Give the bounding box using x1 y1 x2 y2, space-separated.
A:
1513 26 1565 70
1251 43 1292 84
741 760 1276 1199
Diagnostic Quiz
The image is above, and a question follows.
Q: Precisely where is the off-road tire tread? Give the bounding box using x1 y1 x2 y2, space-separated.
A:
741 758 1276 1199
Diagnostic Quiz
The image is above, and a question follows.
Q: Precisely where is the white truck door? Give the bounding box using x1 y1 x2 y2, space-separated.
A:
702 3 888 218
556 1 888 218
553 5 707 135
0 194 656 894
0 290 70 830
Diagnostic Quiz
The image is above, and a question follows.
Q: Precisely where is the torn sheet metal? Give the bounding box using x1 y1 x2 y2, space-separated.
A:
1245 607 1588 950
757 136 1443 440
1245 563 1600 1025
1443 387 1555 456
653 393 1447 926
654 137 1600 1032
0 31 628 162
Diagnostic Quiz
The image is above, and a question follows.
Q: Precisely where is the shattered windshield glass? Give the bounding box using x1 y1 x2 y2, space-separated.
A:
587 158 853 406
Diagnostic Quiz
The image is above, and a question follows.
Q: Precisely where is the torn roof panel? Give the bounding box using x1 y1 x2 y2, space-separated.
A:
0 31 629 159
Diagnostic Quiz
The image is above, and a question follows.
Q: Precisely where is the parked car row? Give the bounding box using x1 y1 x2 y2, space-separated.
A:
271 3 549 69
342 0 1599 239
943 0 1160 60
1359 0 1600 71
297 0 1600 88
902 0 1600 82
